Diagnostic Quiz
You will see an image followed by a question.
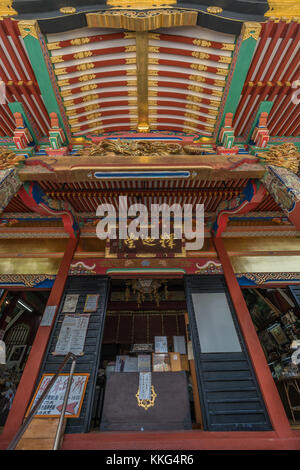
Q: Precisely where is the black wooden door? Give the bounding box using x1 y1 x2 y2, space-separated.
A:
35 275 110 434
184 275 271 431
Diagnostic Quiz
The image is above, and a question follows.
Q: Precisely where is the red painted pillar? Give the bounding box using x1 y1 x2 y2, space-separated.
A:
213 237 293 438
1 236 79 443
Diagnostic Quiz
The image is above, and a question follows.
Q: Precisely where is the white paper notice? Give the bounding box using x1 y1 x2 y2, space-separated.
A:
54 314 90 356
40 306 57 326
83 294 99 312
139 372 151 400
62 294 79 313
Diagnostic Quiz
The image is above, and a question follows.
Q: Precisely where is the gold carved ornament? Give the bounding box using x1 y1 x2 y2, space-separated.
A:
0 147 25 170
206 6 223 14
86 9 198 31
136 386 157 410
0 1 17 17
257 143 300 174
265 0 300 19
18 20 40 40
242 22 262 41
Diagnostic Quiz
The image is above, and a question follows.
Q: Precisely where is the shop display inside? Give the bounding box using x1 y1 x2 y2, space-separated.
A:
243 287 300 423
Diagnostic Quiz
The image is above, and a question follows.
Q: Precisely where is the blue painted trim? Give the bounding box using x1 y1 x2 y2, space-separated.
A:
93 171 190 179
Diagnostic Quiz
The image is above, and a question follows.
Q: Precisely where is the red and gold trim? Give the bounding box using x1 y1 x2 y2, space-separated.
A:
51 45 136 64
149 58 229 76
148 32 235 51
65 100 137 117
151 117 214 134
54 58 136 76
148 45 232 64
47 31 135 50
60 80 137 99
148 80 223 98
148 69 226 87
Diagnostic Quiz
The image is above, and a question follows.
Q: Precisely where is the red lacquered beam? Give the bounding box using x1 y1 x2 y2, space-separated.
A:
252 21 286 82
26 82 51 128
275 107 298 136
72 117 133 132
291 121 300 137
65 99 135 116
17 82 49 135
153 58 229 76
234 83 255 132
151 109 215 126
151 69 226 87
154 117 213 133
150 80 222 97
236 84 263 135
57 69 128 86
69 108 131 124
0 106 14 135
267 83 292 127
54 58 133 76
63 90 131 107
61 79 221 98
0 21 27 82
64 89 221 108
152 99 217 116
1 102 16 130
47 31 134 50
149 32 235 51
51 46 135 64
244 21 274 82
271 100 297 135
154 90 220 107
285 109 300 136
266 22 299 83
61 80 135 98
149 45 231 64
6 81 48 135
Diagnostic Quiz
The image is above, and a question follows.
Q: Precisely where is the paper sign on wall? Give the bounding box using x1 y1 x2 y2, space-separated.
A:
53 314 89 356
62 294 79 313
83 294 99 312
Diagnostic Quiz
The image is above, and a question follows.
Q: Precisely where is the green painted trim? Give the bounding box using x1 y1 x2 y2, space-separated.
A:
21 34 69 142
8 101 38 144
247 100 274 143
217 34 260 142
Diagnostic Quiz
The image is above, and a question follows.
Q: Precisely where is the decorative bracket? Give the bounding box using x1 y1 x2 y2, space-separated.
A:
18 182 80 238
263 165 300 232
212 179 266 237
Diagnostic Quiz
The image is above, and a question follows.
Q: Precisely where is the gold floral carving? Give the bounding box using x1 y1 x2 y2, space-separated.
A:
60 7 76 14
206 6 223 14
242 22 262 41
86 9 198 31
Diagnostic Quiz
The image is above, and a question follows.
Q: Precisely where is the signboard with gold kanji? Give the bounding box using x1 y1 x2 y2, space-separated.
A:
106 234 185 258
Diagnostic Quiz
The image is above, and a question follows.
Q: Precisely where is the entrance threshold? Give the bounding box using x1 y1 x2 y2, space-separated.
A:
60 429 300 451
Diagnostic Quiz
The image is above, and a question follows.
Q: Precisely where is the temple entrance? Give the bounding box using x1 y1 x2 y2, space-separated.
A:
0 289 50 430
92 278 200 432
242 286 300 428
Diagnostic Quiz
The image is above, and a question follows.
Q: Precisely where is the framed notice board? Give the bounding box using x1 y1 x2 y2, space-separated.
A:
26 373 89 418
